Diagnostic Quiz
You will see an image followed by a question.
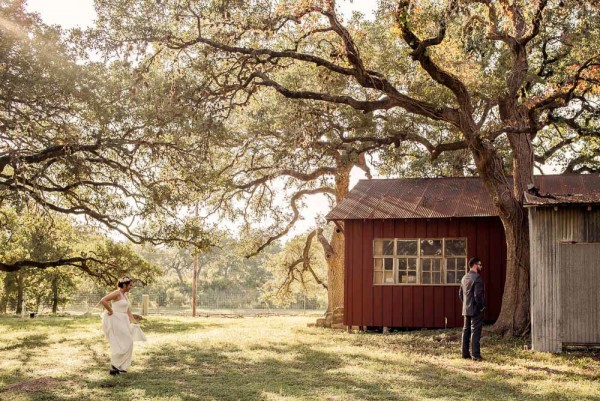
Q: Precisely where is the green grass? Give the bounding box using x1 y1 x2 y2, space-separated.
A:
0 314 599 400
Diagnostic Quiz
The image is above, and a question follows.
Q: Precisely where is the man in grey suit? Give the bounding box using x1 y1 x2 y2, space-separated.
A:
459 257 485 361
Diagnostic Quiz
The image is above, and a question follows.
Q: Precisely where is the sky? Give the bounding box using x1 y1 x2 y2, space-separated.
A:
24 0 378 238
26 0 378 28
27 0 97 29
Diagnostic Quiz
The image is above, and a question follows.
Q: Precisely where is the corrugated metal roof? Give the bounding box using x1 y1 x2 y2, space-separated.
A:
524 193 600 206
326 174 600 220
524 174 600 206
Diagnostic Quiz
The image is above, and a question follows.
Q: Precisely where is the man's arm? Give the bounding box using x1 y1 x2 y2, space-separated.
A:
474 276 485 311
458 284 464 303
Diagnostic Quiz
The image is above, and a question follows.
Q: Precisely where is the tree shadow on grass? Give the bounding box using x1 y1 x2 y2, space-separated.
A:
0 334 49 352
0 333 51 376
141 319 225 335
79 341 574 401
3 321 599 401
0 315 98 330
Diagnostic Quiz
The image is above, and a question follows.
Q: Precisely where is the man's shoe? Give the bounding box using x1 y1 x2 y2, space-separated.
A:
109 368 120 375
462 355 472 359
472 356 484 361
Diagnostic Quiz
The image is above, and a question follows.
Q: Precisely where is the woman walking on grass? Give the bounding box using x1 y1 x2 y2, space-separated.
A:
100 276 137 375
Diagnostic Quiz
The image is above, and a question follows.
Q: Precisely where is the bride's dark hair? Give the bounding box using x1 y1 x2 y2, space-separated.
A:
117 276 132 288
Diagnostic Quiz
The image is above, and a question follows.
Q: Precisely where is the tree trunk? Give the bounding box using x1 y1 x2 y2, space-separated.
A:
0 275 9 314
473 119 533 336
492 104 534 336
319 166 351 328
16 272 24 315
52 273 59 314
493 211 531 336
176 268 185 286
323 228 345 327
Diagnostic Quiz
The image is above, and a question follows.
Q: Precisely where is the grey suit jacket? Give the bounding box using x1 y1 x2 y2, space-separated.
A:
459 271 485 316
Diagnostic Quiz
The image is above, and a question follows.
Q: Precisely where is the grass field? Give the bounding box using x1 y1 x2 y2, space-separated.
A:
0 314 599 401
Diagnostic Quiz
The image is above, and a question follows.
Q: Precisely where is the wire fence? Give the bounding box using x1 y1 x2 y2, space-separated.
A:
4 288 326 317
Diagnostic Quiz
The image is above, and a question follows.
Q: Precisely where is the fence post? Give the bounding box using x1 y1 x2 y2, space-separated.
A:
142 294 150 316
303 294 306 315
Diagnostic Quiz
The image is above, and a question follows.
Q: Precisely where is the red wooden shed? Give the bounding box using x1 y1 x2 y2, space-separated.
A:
327 177 507 329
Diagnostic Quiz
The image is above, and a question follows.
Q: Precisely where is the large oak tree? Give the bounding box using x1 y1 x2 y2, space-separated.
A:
95 0 599 335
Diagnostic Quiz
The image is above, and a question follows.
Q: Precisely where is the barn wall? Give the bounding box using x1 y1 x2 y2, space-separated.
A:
344 217 507 328
529 206 600 352
560 243 600 345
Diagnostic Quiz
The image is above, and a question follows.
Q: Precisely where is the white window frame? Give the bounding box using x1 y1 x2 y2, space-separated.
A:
373 237 467 286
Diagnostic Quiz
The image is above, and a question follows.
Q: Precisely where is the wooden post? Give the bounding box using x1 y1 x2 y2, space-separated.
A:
142 294 149 316
192 202 199 317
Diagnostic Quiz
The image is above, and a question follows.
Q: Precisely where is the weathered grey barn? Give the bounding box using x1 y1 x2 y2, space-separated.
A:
526 174 600 352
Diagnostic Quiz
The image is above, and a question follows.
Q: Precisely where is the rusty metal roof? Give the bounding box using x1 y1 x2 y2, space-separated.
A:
524 193 600 206
326 174 600 220
524 174 600 206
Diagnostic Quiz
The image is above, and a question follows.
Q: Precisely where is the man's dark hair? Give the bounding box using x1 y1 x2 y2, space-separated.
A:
468 257 481 268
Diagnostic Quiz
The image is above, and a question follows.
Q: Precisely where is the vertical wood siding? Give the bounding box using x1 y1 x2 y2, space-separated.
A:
529 207 600 352
344 217 507 328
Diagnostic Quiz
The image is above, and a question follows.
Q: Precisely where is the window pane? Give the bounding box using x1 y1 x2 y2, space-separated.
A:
397 240 418 256
384 258 394 271
383 240 394 255
447 271 456 284
447 257 467 273
384 271 395 283
420 239 442 255
422 273 430 284
432 272 441 284
374 272 383 284
432 259 442 272
456 258 467 272
374 239 394 255
407 271 417 283
422 259 431 272
374 258 383 271
446 239 466 256
398 258 407 270
408 259 417 271
399 272 408 283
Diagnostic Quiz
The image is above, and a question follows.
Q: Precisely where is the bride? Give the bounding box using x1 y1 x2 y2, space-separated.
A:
100 276 138 375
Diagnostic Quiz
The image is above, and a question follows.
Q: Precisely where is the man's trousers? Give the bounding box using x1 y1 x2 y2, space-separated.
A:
461 313 483 358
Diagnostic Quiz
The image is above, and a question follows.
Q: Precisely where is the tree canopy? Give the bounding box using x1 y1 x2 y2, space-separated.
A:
91 0 599 335
0 0 218 273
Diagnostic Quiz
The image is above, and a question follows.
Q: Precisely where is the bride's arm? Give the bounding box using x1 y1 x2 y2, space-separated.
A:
100 290 120 315
127 307 137 324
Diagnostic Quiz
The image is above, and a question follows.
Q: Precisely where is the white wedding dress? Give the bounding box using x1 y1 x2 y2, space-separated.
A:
102 294 133 371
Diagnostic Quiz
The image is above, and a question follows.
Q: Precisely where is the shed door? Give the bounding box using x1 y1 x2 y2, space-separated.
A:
560 243 600 345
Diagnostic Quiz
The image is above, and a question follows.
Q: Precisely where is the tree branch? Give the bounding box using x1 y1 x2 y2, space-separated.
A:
246 187 336 258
